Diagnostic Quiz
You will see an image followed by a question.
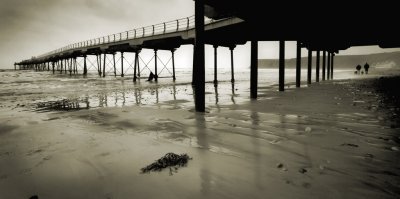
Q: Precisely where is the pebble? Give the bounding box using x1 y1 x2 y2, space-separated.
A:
299 168 307 174
305 127 312 133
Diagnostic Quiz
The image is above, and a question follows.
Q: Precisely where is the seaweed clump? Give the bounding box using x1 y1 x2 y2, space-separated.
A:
141 153 192 175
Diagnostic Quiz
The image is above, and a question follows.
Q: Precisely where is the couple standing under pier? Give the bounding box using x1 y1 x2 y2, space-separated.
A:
356 62 370 74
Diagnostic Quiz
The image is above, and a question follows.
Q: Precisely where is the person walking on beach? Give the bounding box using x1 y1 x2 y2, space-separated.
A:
356 64 362 74
364 62 370 74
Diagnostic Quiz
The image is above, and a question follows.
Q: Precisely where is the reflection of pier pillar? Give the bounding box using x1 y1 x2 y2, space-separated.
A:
230 45 235 83
316 50 320 82
327 52 331 80
171 49 176 81
83 55 87 75
121 52 124 77
113 53 116 77
250 40 258 99
296 41 301 88
213 45 218 85
103 53 106 77
194 0 205 112
154 49 158 81
279 40 285 91
322 51 326 81
307 49 312 84
331 53 334 79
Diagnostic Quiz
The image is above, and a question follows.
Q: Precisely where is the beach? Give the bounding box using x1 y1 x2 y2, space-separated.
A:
0 69 399 199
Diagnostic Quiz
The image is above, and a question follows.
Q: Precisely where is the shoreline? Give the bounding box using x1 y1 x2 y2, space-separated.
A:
1 75 400 199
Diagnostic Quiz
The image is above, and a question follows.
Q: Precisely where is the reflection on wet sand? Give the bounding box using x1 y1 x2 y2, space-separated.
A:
195 113 212 196
32 80 242 112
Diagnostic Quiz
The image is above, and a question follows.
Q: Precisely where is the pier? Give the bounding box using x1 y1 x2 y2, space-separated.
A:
16 1 399 112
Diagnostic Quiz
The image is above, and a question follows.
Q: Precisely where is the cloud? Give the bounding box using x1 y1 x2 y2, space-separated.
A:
0 0 193 68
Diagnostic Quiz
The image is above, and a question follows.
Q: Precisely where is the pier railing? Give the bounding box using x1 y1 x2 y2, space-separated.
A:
38 16 222 59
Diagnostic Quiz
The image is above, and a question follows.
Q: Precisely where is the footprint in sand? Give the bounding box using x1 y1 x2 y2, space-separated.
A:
341 143 359 147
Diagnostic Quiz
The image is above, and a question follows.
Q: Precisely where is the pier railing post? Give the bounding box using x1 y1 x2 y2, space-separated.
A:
307 49 312 84
194 0 205 112
250 40 258 99
279 40 285 91
322 51 326 81
316 50 320 82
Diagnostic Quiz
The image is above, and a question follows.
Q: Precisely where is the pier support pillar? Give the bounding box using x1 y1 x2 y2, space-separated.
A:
60 59 63 74
52 62 55 74
279 40 285 91
296 41 301 88
47 62 50 71
154 49 158 82
194 0 205 112
121 52 124 77
74 57 77 74
137 51 141 78
64 59 67 74
250 40 258 99
230 45 236 83
327 52 331 80
103 53 106 77
113 53 116 77
331 53 335 79
322 51 326 81
316 50 320 82
171 49 176 81
307 49 312 84
213 45 218 85
133 51 139 82
83 55 87 75
69 58 72 76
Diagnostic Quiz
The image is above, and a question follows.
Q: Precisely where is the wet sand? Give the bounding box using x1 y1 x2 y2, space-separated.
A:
1 75 400 199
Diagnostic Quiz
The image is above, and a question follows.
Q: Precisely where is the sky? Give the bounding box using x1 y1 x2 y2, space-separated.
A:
1 0 399 69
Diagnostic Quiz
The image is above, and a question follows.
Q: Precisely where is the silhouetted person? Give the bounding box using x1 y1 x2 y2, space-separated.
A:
364 62 370 74
147 72 155 81
356 64 362 74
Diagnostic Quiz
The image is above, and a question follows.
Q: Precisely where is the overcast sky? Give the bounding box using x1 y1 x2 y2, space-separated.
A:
1 0 399 69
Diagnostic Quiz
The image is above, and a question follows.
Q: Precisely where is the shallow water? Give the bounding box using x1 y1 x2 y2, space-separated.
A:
0 68 359 111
